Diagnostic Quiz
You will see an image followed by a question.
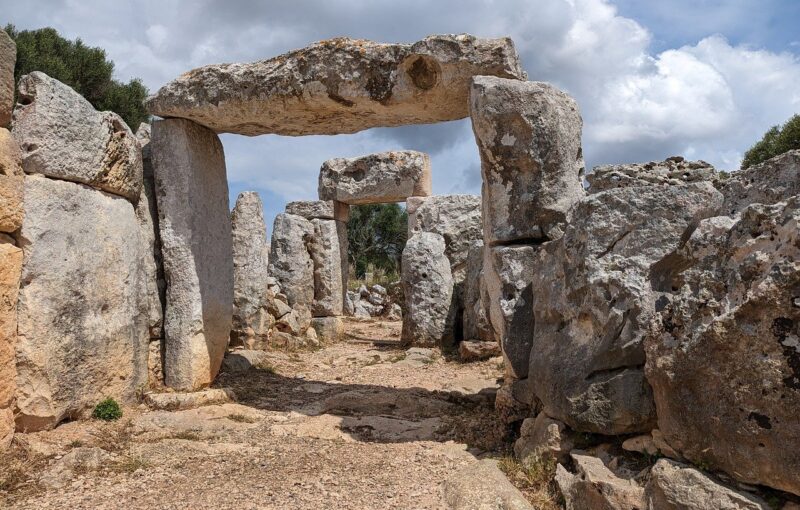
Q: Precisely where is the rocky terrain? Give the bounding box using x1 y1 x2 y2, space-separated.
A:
1 318 527 510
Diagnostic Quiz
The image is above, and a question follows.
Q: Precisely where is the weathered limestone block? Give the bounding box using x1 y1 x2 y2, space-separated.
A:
462 241 494 342
514 413 573 464
12 72 142 201
470 76 584 244
0 129 24 176
529 181 723 435
311 317 345 344
407 194 481 277
144 388 236 411
401 232 453 347
268 213 314 308
151 119 233 391
319 150 431 205
0 238 21 448
646 198 800 496
458 340 500 362
0 29 14 127
587 156 716 193
231 191 271 349
443 459 533 510
485 245 535 380
285 200 349 222
0 174 23 232
719 150 800 215
645 459 769 510
555 453 644 510
146 34 526 136
309 218 347 317
15 175 149 430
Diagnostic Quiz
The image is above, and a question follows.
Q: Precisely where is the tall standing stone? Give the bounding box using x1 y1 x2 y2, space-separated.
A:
135 123 166 387
0 29 15 128
151 118 233 391
0 237 21 447
469 76 584 244
14 176 150 430
231 191 271 349
462 241 494 343
268 213 314 309
401 232 453 347
12 72 143 201
309 218 347 317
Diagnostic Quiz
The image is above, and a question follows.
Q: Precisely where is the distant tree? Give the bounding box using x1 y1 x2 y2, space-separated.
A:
742 114 800 169
347 204 408 279
4 24 150 129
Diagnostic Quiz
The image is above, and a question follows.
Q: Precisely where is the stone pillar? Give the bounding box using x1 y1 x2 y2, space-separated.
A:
284 200 349 317
231 191 271 349
401 232 453 347
268 213 314 309
151 118 233 391
469 76 584 418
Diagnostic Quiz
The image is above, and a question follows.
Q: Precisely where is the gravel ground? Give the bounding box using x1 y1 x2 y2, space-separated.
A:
3 318 512 510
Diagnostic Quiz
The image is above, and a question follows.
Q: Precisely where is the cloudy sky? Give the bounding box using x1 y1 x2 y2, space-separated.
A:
5 0 800 227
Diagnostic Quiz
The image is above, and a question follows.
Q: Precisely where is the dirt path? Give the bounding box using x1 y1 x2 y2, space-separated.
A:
3 319 511 509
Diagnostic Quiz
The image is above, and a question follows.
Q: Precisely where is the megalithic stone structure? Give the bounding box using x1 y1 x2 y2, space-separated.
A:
151 118 233 391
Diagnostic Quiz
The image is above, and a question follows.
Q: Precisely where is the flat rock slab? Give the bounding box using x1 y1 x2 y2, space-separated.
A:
144 388 237 411
146 34 526 136
13 72 143 201
151 118 233 391
319 150 431 205
131 403 265 441
442 459 533 510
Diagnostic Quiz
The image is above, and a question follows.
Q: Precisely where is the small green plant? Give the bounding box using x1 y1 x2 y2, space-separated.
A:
498 455 561 509
92 397 122 421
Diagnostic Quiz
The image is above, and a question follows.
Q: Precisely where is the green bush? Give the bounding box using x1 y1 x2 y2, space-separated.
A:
347 204 408 279
92 397 122 421
742 114 800 169
4 24 150 129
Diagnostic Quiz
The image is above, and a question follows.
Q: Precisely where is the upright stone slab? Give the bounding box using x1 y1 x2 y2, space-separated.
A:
309 218 347 317
401 232 453 347
462 241 494 343
0 174 23 233
135 123 166 386
15 175 150 430
146 34 526 136
151 119 233 391
231 191 271 349
0 29 14 128
269 213 314 308
0 238 21 448
484 245 536 379
406 194 481 276
319 151 431 205
469 76 584 244
12 72 143 201
0 129 24 176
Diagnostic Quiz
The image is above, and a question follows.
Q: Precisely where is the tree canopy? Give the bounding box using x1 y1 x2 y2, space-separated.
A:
4 24 150 130
742 114 800 169
347 203 408 280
